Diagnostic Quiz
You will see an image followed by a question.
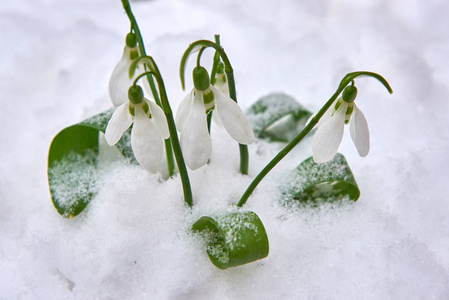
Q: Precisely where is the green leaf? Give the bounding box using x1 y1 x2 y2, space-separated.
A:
48 108 135 218
192 211 269 269
246 93 312 143
283 153 360 205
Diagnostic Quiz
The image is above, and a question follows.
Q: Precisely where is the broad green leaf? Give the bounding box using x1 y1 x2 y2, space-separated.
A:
283 153 360 205
48 108 135 218
246 93 312 143
192 211 269 269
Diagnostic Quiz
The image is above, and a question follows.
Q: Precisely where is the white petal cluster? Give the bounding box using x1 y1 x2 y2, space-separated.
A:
176 86 255 170
105 99 169 173
311 99 369 163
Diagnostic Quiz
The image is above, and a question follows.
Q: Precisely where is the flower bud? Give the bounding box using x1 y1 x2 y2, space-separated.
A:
216 62 225 74
193 67 210 91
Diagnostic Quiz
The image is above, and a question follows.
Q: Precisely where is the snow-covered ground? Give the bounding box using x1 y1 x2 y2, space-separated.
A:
1 0 449 299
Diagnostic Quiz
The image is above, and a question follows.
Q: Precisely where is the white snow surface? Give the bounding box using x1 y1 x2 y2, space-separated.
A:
1 0 449 299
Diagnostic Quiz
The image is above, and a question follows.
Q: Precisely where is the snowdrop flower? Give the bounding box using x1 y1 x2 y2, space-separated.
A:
311 85 369 163
213 62 229 95
105 85 169 173
176 66 255 170
109 33 150 107
109 33 140 107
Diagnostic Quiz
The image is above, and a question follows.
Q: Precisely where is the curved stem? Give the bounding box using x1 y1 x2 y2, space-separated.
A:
197 47 206 68
148 56 193 207
210 35 221 85
133 71 156 86
121 0 175 177
121 0 192 207
207 35 221 134
237 72 392 207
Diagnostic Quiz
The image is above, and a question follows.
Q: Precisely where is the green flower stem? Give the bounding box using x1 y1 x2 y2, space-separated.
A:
121 0 192 207
121 0 175 177
180 40 249 175
210 35 221 85
207 35 221 134
156 75 193 208
237 71 393 207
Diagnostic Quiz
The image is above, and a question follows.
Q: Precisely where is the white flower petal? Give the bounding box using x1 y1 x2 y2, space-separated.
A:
350 104 370 157
109 46 135 107
306 101 336 128
175 90 194 132
211 110 223 127
105 102 133 146
131 107 164 173
211 86 255 144
311 102 347 163
148 100 169 139
214 73 229 95
180 91 212 170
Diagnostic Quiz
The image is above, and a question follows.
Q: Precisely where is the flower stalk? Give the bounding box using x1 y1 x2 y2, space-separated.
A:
120 0 175 177
236 71 393 207
121 0 193 207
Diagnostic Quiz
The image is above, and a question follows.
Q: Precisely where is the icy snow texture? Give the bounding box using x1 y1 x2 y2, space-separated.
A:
48 150 97 216
1 0 449 299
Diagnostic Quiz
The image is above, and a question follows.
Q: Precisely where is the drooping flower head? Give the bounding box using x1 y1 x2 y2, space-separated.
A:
105 85 169 173
213 62 229 95
176 66 255 170
108 33 140 107
109 33 151 107
311 85 370 163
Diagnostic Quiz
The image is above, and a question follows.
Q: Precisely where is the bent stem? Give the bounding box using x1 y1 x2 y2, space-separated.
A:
180 40 250 175
121 0 175 177
237 71 393 207
207 35 221 134
122 0 192 207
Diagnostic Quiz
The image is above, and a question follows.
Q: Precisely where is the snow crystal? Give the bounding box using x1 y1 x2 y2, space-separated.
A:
279 152 358 207
48 150 98 217
214 212 260 251
200 229 230 265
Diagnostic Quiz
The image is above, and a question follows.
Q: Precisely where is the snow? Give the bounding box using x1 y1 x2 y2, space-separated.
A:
48 150 97 217
1 0 449 299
